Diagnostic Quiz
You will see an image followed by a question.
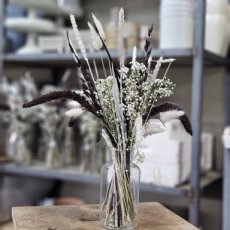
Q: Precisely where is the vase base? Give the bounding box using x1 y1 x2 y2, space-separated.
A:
102 226 136 230
101 223 137 230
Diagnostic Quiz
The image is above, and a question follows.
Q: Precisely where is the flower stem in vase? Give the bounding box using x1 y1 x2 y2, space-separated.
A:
100 148 137 229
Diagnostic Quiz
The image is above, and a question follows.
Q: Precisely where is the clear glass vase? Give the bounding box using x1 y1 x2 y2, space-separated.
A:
100 148 140 229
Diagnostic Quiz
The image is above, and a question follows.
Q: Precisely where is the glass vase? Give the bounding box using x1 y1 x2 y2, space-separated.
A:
100 148 140 229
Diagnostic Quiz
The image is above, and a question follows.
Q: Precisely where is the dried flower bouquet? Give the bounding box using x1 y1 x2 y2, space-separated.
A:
23 8 192 229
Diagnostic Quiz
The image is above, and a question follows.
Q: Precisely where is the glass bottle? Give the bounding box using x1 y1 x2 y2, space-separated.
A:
100 147 140 229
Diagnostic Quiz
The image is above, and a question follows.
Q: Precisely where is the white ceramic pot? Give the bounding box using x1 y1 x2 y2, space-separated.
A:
205 14 229 56
161 11 194 18
160 0 194 49
161 0 194 4
227 5 230 19
206 0 228 15
160 16 194 48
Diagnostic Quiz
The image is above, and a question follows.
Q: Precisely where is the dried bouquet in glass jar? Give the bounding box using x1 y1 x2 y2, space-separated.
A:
23 8 192 229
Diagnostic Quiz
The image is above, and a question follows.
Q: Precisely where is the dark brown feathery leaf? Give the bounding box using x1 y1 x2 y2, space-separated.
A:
93 25 113 64
23 90 97 116
138 24 153 85
67 31 81 67
180 114 193 136
67 31 97 99
143 102 192 136
78 68 101 112
145 102 183 119
80 67 96 91
83 89 91 98
79 72 95 101
144 37 151 57
82 80 89 92
144 24 153 63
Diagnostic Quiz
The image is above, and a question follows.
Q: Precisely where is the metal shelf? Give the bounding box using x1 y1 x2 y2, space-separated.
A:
204 50 230 66
3 48 193 67
0 163 100 185
0 163 221 198
3 49 230 68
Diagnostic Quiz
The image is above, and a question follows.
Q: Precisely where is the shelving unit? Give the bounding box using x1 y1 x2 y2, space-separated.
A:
0 0 227 228
0 163 221 198
2 49 230 67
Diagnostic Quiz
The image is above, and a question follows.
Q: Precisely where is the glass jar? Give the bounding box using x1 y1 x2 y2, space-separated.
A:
100 148 140 229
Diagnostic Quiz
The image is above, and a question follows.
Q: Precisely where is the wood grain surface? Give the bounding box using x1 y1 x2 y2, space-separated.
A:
12 202 199 230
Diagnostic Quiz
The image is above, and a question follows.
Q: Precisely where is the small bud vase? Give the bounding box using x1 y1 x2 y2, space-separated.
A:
100 148 140 229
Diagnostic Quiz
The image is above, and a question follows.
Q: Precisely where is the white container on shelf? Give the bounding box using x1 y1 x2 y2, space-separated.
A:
38 35 64 53
205 0 230 56
205 14 229 56
160 0 194 49
137 120 214 187
160 16 194 49
206 0 228 15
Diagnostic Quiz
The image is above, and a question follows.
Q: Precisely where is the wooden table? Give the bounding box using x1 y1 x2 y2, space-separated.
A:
12 202 199 230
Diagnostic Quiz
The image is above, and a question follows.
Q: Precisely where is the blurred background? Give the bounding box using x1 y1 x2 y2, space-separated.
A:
0 0 229 229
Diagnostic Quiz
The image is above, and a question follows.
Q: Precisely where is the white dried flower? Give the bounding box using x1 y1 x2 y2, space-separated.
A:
67 33 79 64
160 58 176 63
88 22 102 50
70 14 88 62
67 101 81 108
120 66 129 74
65 108 84 117
119 8 125 26
135 115 144 143
101 128 113 148
144 119 166 136
132 46 137 64
152 57 163 80
148 56 152 68
92 13 105 40
160 110 185 123
118 8 125 65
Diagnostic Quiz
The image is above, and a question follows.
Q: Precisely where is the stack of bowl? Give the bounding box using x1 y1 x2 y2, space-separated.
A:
205 0 229 56
160 0 195 49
